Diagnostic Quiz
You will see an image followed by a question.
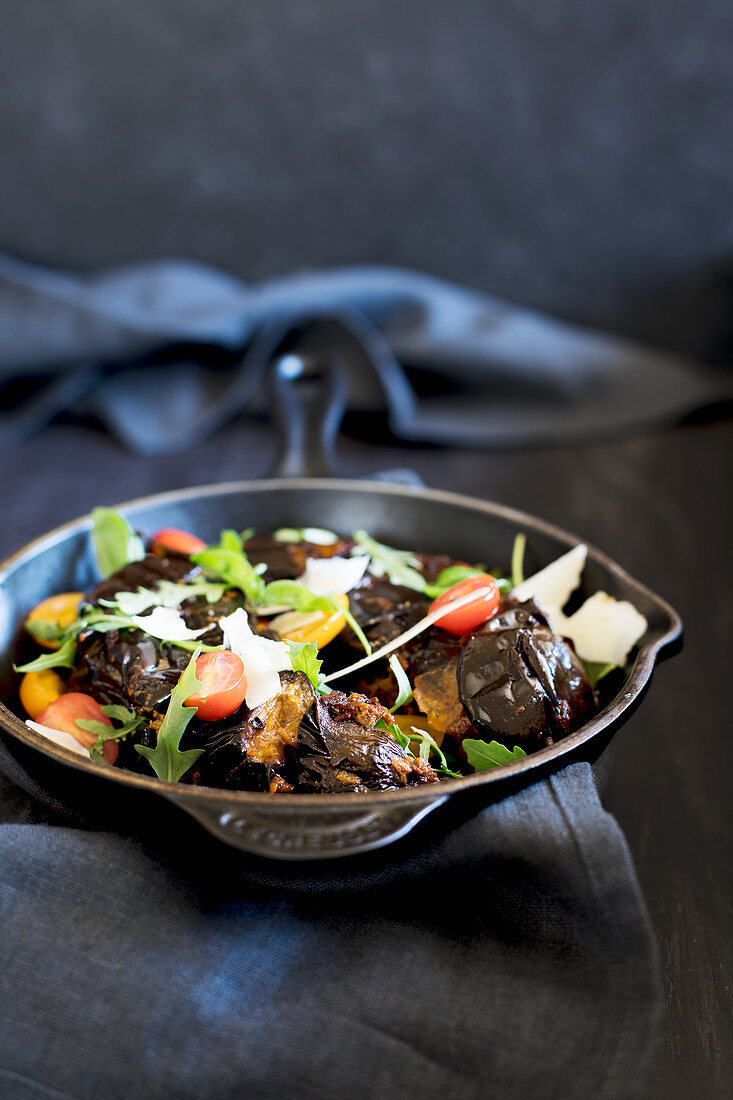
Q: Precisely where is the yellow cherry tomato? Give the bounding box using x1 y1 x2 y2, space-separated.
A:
19 669 66 720
26 592 84 649
392 713 445 750
270 593 349 649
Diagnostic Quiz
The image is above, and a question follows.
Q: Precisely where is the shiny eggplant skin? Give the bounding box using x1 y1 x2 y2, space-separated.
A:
296 696 438 794
0 478 682 860
458 601 596 747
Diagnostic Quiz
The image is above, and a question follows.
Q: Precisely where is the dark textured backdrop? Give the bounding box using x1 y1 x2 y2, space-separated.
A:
1 0 732 361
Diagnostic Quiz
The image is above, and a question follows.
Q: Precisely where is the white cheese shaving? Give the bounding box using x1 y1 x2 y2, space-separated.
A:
220 607 292 708
301 527 338 545
560 592 647 666
269 609 322 637
513 543 647 666
130 607 209 642
26 720 91 758
299 554 369 596
512 543 588 627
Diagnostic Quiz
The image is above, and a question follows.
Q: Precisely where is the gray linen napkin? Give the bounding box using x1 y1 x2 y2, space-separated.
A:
0 253 729 454
0 734 660 1100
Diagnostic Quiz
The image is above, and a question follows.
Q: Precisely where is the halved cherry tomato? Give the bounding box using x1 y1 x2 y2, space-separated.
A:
269 593 349 649
429 573 500 635
36 692 118 764
184 650 247 721
26 592 84 649
151 528 207 556
19 669 65 720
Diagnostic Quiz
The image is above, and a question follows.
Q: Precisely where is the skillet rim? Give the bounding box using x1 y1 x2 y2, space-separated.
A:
0 477 682 810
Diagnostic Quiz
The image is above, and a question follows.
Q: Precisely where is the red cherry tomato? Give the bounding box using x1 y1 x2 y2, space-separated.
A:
184 650 247 722
36 692 118 764
152 527 207 556
429 573 500 634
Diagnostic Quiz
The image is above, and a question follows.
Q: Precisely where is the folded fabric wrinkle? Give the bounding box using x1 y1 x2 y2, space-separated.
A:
0 732 660 1100
0 253 730 454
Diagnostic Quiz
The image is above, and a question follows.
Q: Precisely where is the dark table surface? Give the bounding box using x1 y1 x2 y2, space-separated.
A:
1 412 730 1099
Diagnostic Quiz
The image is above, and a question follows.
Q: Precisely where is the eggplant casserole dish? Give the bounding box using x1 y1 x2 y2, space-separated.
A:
12 510 648 794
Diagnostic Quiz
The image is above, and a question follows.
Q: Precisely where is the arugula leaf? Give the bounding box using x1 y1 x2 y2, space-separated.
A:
375 717 460 778
76 704 145 761
264 582 371 657
350 531 427 593
135 652 205 782
21 599 219 669
388 655 413 711
100 589 163 616
91 507 145 578
81 608 137 633
375 716 410 750
410 727 461 777
219 529 243 552
511 532 527 589
492 571 513 594
14 637 77 673
334 599 372 656
100 703 144 726
24 618 65 643
191 530 265 604
103 579 227 616
584 660 618 687
288 640 328 693
463 738 527 771
424 564 484 599
263 580 333 614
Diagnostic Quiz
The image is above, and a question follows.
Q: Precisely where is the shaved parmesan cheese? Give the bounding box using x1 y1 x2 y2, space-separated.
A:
130 607 209 642
273 527 338 545
220 607 292 708
301 528 338 545
299 555 370 597
513 543 647 666
561 592 647 666
512 543 587 626
26 720 90 758
269 609 322 636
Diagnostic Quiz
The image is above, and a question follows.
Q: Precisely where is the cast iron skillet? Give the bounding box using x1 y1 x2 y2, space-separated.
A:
0 351 682 860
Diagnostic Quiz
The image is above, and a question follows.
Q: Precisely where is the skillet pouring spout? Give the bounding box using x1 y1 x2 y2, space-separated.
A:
0 478 681 861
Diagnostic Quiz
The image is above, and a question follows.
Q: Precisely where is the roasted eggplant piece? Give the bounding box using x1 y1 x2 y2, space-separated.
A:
192 671 315 792
178 593 259 646
243 537 306 581
347 575 429 650
296 691 438 793
70 629 189 717
458 602 596 747
413 657 474 740
243 536 351 582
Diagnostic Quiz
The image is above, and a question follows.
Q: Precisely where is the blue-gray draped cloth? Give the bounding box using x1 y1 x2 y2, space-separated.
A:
0 740 660 1100
0 253 729 454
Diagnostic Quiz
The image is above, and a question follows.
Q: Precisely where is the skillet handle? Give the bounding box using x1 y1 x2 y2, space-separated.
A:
163 790 448 861
269 354 347 478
